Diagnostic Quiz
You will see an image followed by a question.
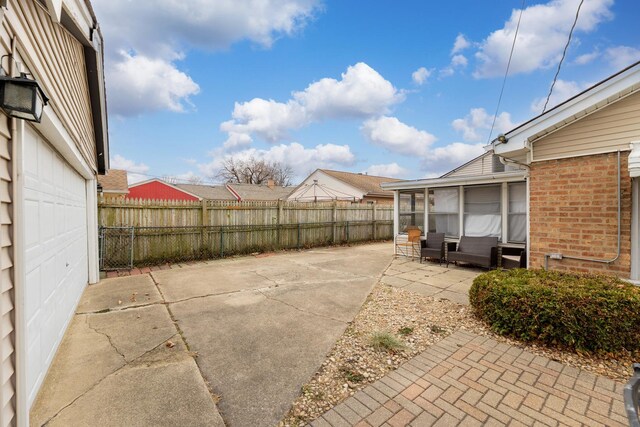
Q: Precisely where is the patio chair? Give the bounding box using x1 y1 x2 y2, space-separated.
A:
446 236 498 269
420 232 447 265
395 227 421 260
501 246 527 269
625 363 640 427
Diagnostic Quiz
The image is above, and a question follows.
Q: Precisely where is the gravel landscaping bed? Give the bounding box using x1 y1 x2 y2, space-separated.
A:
279 281 637 427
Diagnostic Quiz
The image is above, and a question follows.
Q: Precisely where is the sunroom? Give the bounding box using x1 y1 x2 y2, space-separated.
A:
380 169 528 265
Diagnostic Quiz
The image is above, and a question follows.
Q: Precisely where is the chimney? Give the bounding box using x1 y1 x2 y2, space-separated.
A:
267 179 275 189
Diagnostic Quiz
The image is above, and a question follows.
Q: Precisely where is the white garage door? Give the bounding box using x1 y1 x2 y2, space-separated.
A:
22 125 88 407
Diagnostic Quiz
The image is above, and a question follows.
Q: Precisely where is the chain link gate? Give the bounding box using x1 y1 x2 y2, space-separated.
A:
99 226 135 270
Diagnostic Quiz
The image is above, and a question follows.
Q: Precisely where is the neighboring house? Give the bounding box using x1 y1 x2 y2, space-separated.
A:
227 181 293 201
127 179 202 201
97 169 129 199
289 169 401 204
125 178 293 202
494 61 640 281
0 1 109 425
381 150 527 246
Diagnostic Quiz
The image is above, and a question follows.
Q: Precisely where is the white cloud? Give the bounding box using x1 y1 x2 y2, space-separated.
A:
530 79 588 113
451 54 468 68
363 163 408 178
412 67 432 85
452 34 471 55
107 51 200 116
110 154 150 184
93 0 322 115
199 142 356 181
574 49 600 65
474 0 613 78
424 143 486 176
221 62 403 146
361 116 436 157
452 108 515 142
605 46 640 70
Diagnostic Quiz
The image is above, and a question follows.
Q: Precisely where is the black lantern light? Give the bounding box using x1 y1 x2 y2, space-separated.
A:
0 71 49 123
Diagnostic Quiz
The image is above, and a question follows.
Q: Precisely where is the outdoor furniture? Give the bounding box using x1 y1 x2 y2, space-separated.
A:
395 227 421 260
419 232 449 265
446 236 498 269
501 246 527 269
625 363 640 427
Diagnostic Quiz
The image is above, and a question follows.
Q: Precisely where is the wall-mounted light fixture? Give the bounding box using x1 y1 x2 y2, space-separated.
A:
496 134 508 144
0 71 49 122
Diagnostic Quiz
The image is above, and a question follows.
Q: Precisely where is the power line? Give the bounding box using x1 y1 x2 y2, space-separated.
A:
541 0 584 113
487 0 526 145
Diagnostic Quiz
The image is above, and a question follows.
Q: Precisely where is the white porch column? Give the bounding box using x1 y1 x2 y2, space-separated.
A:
423 187 429 233
501 182 508 243
458 186 464 238
393 190 400 255
631 178 639 281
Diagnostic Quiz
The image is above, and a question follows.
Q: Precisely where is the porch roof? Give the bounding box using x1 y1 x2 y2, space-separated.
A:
380 170 527 191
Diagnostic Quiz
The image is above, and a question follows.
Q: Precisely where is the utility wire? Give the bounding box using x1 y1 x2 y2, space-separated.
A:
487 0 526 145
541 0 584 113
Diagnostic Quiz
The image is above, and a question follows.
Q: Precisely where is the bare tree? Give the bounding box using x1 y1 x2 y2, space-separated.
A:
216 157 293 186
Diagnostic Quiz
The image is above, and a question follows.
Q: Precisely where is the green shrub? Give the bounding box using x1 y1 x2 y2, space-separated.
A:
469 268 640 353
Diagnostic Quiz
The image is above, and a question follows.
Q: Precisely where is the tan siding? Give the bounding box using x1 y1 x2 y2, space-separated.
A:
447 154 488 177
0 111 14 427
533 91 640 161
5 0 96 172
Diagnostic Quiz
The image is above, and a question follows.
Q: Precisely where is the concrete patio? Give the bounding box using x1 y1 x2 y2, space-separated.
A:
30 242 394 427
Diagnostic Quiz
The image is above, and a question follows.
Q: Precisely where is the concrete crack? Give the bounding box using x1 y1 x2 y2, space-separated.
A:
256 289 346 324
84 316 126 361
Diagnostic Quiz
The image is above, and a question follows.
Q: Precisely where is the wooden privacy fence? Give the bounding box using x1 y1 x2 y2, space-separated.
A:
98 198 394 269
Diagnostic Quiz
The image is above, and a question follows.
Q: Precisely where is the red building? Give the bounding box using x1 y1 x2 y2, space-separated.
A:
127 179 201 201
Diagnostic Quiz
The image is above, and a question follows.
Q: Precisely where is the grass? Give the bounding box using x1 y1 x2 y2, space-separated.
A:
398 326 414 336
369 331 405 352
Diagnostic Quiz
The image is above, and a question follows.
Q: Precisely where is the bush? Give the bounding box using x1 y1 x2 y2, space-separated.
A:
469 268 640 353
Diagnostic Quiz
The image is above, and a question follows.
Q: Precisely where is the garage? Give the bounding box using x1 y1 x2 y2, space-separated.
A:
22 124 89 406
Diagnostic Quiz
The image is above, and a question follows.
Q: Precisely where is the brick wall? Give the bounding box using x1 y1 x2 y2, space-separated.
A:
529 152 632 276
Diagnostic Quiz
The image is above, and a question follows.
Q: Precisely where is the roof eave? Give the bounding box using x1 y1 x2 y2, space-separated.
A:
380 171 527 191
494 61 640 160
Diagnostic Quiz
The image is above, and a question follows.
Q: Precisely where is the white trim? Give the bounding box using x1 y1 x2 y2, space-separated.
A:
496 63 640 158
632 178 639 281
393 191 399 255
13 119 27 427
86 179 99 284
501 182 508 244
526 177 531 269
423 188 429 233
381 171 526 191
629 141 640 178
128 178 203 200
458 186 464 238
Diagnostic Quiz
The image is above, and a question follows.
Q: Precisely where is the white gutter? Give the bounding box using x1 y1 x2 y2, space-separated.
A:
380 171 526 191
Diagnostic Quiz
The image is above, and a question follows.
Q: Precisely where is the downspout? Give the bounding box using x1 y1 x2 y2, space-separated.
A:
544 150 621 269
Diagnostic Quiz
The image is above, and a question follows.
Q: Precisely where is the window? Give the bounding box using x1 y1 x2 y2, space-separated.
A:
508 182 526 242
399 191 424 232
429 188 459 237
464 185 501 237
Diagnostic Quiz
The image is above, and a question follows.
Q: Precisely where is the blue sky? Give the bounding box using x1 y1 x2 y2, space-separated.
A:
93 0 640 184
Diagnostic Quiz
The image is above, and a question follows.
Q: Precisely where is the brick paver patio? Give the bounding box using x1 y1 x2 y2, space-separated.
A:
312 331 627 427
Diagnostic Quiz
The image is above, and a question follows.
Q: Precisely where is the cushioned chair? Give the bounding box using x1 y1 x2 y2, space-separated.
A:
395 227 421 260
625 363 640 427
501 246 527 269
447 236 498 269
420 232 446 265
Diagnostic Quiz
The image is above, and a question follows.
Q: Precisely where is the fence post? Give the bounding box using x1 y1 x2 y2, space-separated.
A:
220 228 224 258
129 226 135 269
201 200 208 256
277 200 283 249
297 223 301 250
346 221 350 242
332 201 337 244
372 203 377 240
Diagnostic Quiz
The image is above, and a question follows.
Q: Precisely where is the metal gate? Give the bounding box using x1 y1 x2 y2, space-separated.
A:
99 226 134 270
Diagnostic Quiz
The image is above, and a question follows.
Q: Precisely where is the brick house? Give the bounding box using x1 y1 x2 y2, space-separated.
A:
382 61 640 283
494 61 640 281
97 169 129 199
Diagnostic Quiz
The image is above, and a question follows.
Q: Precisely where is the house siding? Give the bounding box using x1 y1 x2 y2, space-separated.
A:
529 152 632 276
5 0 96 172
532 91 640 162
